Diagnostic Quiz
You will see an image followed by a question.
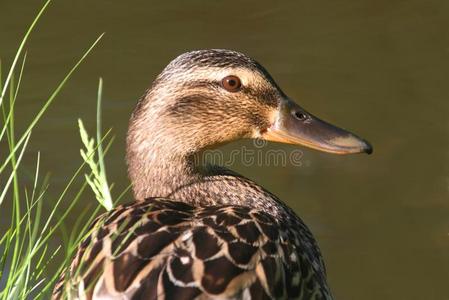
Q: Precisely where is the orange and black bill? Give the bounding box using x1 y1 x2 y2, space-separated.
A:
263 98 373 155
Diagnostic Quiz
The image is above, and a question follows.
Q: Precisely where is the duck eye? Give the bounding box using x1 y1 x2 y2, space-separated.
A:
221 75 241 92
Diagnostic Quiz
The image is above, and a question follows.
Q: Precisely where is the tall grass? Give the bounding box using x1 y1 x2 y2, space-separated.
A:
0 1 117 298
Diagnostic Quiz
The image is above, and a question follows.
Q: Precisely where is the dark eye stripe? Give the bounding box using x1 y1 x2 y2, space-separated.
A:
240 86 278 107
180 80 219 90
176 80 278 108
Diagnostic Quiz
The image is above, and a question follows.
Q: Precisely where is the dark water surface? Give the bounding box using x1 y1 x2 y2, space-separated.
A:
1 1 448 299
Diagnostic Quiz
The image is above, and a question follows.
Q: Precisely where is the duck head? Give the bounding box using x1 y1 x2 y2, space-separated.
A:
127 49 372 199
129 49 372 154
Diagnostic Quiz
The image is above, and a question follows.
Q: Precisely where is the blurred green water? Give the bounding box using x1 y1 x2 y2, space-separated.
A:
0 0 448 299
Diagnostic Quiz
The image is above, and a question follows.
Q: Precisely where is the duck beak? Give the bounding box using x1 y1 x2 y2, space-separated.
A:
262 98 373 155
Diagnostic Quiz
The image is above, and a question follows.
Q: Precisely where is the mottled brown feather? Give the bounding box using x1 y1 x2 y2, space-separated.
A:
53 199 331 299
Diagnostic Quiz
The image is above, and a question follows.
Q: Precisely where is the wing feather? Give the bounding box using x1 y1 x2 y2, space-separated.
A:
52 199 332 300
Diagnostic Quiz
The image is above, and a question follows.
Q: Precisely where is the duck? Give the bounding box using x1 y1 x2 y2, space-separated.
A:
53 49 372 300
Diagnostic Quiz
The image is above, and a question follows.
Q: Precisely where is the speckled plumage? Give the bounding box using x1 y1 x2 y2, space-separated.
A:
53 49 335 300
54 199 331 299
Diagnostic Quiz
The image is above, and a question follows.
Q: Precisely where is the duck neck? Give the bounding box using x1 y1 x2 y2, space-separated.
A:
126 118 285 215
125 93 283 212
126 131 203 201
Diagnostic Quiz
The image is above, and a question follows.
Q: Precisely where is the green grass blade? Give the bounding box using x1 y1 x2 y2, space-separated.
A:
0 0 50 107
0 33 104 176
0 132 31 205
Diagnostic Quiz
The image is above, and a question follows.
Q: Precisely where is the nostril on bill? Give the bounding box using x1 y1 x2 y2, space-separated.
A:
294 111 307 120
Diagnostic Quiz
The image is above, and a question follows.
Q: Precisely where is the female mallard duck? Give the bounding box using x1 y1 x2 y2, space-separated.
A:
53 49 372 300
